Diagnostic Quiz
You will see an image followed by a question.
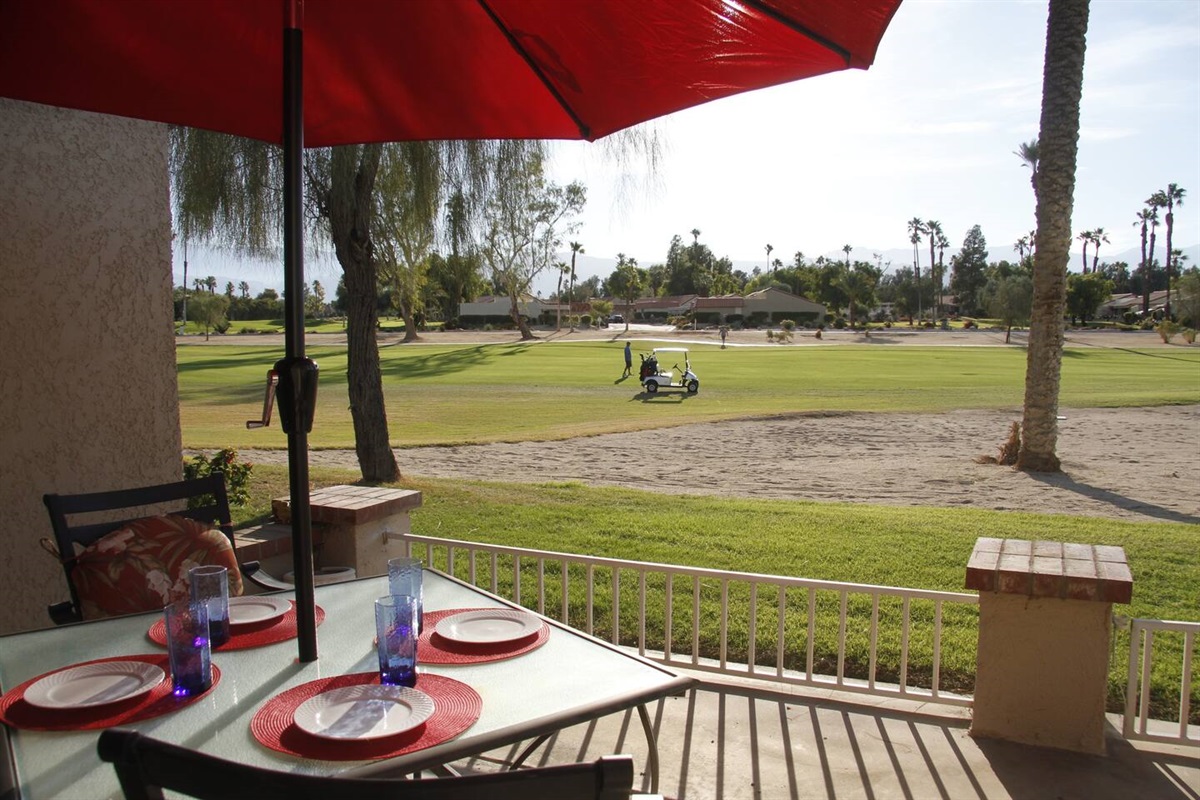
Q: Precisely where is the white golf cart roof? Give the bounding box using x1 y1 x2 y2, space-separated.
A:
652 347 689 354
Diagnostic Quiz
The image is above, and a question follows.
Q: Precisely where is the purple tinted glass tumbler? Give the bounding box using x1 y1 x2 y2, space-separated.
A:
189 565 231 647
375 594 418 687
164 600 212 697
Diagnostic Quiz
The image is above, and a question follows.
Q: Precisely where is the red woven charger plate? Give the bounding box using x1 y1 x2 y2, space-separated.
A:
0 654 221 731
419 608 549 665
148 602 325 650
250 672 480 761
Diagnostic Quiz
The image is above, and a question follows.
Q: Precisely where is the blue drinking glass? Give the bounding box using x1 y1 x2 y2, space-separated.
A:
164 600 212 697
375 594 418 687
189 565 231 647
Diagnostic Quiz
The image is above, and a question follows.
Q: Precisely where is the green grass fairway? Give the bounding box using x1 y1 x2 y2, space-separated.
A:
178 341 1200 449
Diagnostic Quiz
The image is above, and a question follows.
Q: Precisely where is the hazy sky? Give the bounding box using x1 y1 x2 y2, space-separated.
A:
547 0 1200 271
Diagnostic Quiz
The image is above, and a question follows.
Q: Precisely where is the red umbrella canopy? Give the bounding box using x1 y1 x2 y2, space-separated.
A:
0 0 901 146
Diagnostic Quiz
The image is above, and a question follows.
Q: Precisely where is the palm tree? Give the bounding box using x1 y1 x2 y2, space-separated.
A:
1076 229 1091 273
1133 208 1153 314
765 243 774 273
936 231 950 313
1159 183 1186 317
1014 235 1030 263
841 244 851 269
1017 0 1090 474
237 280 250 299
568 241 583 331
553 260 569 330
1089 227 1109 273
907 217 924 319
1146 194 1164 313
691 228 701 245
925 220 942 321
1014 138 1040 201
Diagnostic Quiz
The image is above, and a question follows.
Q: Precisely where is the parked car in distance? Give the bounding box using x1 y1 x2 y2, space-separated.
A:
609 314 624 324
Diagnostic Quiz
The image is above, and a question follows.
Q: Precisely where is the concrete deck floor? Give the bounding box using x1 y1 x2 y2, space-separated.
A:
450 671 1200 799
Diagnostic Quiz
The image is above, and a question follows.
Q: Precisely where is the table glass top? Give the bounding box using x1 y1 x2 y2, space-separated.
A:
0 570 687 799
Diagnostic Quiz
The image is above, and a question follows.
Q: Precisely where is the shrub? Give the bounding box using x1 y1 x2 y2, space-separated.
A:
779 319 796 333
832 317 846 329
1156 320 1181 343
214 320 231 334
580 314 593 328
765 329 774 341
1184 328 1197 344
183 448 253 508
963 319 976 329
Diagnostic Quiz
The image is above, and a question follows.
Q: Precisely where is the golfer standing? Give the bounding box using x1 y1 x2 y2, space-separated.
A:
623 341 632 377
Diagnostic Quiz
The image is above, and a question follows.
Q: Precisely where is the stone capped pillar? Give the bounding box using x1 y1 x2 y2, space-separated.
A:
274 485 422 579
966 537 1133 755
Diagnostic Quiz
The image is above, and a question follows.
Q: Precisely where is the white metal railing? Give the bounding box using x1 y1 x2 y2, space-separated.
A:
1124 618 1199 747
397 533 978 707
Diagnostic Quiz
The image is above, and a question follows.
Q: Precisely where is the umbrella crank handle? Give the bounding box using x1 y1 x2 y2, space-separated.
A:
246 370 279 429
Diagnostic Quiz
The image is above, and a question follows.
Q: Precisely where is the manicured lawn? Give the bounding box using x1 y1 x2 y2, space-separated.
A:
237 466 1199 722
178 341 1200 449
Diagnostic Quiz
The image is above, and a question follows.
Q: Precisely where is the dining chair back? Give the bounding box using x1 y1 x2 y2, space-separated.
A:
42 475 288 625
98 729 637 800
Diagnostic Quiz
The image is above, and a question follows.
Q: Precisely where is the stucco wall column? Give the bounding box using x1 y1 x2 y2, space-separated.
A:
966 538 1133 755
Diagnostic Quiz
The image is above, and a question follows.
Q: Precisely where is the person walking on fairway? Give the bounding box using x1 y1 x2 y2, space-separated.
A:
623 341 632 377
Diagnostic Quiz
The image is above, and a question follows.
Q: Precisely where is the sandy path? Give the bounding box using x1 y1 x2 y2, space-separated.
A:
237 405 1200 525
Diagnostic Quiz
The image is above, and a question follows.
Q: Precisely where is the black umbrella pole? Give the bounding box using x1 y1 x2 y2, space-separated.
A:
281 8 317 662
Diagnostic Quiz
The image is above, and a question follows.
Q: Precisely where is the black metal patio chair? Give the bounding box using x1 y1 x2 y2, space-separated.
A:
97 729 637 800
42 474 289 625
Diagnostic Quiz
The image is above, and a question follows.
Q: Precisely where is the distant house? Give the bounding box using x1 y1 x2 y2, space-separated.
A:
1097 290 1168 320
458 294 544 324
742 287 825 326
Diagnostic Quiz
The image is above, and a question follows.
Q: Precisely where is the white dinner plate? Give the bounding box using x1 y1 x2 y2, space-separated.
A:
23 661 165 710
293 685 435 741
434 609 542 645
228 596 291 626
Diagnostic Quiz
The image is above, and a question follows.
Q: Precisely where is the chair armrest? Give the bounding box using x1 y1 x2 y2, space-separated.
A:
239 561 293 592
47 600 81 626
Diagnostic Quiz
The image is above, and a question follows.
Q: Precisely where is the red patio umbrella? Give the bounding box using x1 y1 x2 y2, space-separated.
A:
0 0 901 662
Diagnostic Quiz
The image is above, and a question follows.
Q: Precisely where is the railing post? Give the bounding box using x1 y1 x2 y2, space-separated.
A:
966 538 1133 755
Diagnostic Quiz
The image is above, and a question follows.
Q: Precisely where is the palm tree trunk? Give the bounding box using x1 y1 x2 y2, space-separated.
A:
1147 228 1157 313
330 145 399 483
1164 209 1174 318
1017 0 1090 474
1139 223 1149 315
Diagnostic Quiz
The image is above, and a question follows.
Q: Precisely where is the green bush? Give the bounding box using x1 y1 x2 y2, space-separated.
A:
832 317 846 329
1157 320 1181 343
183 448 253 508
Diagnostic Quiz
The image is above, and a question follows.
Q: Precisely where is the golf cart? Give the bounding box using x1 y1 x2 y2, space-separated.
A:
640 347 699 394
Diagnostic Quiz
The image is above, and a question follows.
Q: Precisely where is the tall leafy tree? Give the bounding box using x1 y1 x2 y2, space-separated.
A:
950 225 989 316
838 262 880 328
1017 0 1090 473
1065 272 1113 325
981 273 1033 343
480 143 586 340
375 143 440 342
607 254 645 332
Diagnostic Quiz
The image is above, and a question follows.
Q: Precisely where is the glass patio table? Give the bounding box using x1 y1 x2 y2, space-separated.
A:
0 569 694 799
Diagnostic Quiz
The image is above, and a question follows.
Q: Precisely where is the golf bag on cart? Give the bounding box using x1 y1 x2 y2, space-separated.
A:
639 352 658 380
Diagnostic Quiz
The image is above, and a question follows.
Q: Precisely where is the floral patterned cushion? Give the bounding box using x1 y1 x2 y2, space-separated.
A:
71 514 244 620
